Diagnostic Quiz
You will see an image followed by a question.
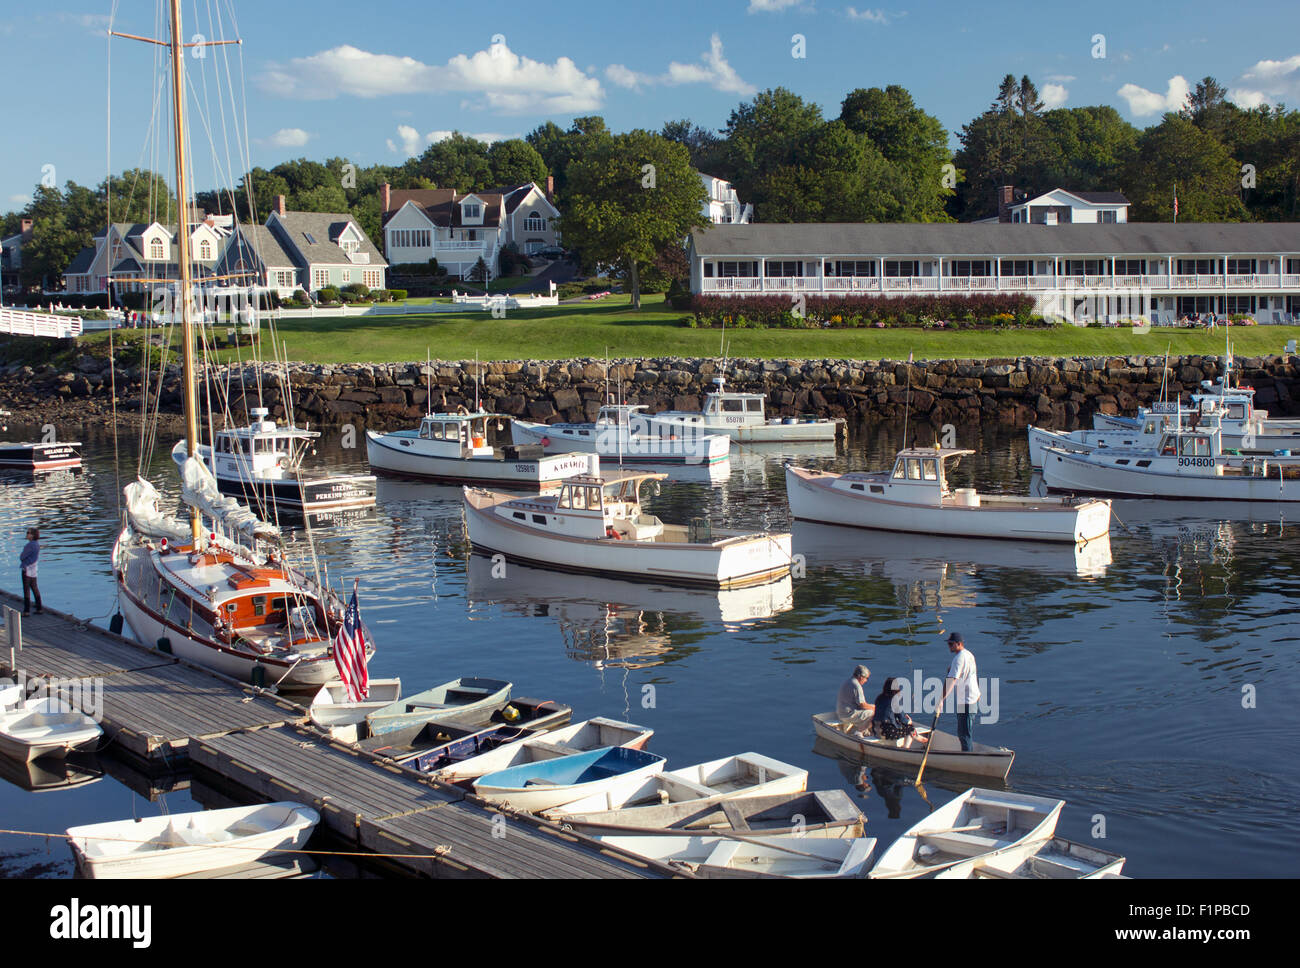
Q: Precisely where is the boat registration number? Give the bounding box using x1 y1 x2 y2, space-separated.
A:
725 416 744 424
1178 457 1215 468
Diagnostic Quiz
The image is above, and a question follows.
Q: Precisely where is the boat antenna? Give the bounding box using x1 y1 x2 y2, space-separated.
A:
426 348 432 417
901 349 914 452
474 349 481 413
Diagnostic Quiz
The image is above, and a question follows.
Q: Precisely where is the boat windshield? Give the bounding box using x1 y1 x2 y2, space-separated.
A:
720 399 744 413
922 459 939 481
1179 435 1213 457
557 484 602 510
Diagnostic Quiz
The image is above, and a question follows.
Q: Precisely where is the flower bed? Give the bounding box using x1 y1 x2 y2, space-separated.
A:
688 293 1046 329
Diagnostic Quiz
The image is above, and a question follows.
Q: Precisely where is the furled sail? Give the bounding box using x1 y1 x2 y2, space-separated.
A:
124 477 192 543
171 440 282 543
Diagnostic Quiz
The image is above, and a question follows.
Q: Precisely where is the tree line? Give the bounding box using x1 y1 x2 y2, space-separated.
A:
5 73 1297 296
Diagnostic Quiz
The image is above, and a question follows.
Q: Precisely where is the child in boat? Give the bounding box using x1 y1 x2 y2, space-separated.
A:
872 677 927 746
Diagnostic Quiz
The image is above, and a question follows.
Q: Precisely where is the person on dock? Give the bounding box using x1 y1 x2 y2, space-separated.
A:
941 632 980 751
871 676 927 746
19 528 42 615
836 665 873 736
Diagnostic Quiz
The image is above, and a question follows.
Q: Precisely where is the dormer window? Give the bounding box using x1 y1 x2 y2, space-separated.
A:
199 240 212 260
463 203 481 219
149 239 164 260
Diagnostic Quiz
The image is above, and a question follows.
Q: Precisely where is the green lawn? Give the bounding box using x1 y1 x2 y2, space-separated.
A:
72 295 1300 364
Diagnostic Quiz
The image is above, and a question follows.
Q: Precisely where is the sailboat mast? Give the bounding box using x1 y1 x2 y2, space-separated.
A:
168 0 203 544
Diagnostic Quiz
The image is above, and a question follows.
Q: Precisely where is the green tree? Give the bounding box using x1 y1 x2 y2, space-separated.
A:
487 139 548 187
561 130 706 309
721 88 825 215
405 133 493 192
294 184 349 213
527 117 610 197
839 85 953 220
1121 114 1248 221
661 119 726 175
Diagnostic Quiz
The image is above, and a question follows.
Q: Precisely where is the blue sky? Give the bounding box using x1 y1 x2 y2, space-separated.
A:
3 0 1299 210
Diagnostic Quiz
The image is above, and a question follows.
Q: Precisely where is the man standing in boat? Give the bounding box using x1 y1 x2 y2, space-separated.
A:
836 665 873 736
941 633 980 751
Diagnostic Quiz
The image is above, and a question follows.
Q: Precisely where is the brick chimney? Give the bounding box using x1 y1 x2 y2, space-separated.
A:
380 182 391 212
20 218 33 240
996 186 1015 223
274 194 286 217
545 175 555 200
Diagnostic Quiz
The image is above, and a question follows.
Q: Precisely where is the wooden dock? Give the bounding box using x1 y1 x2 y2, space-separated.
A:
0 590 681 878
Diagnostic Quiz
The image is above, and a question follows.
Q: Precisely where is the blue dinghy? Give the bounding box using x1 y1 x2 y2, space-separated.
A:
473 746 666 812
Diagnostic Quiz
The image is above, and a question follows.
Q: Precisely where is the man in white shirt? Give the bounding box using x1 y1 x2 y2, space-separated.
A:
836 665 873 736
941 632 980 751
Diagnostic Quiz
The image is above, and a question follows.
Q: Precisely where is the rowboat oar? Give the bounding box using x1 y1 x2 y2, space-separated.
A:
913 706 943 806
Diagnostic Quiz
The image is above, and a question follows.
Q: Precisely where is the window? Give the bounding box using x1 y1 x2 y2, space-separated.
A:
721 399 743 412
524 213 545 232
1287 259 1300 274
1227 258 1257 275
313 269 329 289
718 261 758 278
531 514 547 525
764 261 803 277
906 459 922 480
199 240 212 260
922 460 938 481
1226 296 1255 314
892 462 906 479
947 260 990 277
1062 260 1106 276
304 233 317 245
1100 211 1118 223
149 239 164 260
464 204 481 219
252 596 266 618
1114 259 1146 276
999 260 1034 277
828 260 877 276
1177 259 1218 275
745 399 763 413
884 260 919 277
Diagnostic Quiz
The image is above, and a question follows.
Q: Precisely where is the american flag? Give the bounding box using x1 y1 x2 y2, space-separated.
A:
333 587 369 702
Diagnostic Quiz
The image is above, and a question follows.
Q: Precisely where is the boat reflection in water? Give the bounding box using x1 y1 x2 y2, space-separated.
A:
0 751 104 794
792 520 1112 589
812 737 1000 819
465 555 793 669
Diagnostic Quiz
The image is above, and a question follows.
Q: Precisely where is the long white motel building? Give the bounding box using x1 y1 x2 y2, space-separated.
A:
688 221 1300 324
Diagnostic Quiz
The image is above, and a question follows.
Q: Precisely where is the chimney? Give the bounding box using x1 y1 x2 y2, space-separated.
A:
545 175 555 200
380 182 391 212
274 194 286 217
20 218 33 240
997 186 1015 223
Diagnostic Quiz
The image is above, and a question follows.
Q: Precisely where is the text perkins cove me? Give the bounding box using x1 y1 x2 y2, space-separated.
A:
49 899 151 949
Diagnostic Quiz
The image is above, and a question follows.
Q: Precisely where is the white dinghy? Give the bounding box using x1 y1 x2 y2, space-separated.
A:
67 802 318 879
787 448 1111 543
464 470 792 589
935 835 1126 879
544 752 808 818
595 833 877 878
811 712 1015 779
308 677 403 741
869 788 1064 879
430 716 654 786
0 699 102 763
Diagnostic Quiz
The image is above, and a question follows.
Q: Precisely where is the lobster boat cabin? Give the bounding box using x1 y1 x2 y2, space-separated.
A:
366 411 593 488
511 404 731 465
463 470 792 589
176 408 376 514
646 377 845 443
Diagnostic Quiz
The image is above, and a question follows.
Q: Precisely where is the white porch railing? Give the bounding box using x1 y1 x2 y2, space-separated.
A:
0 307 83 338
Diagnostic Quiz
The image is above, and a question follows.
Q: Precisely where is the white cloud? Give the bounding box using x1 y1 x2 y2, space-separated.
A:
664 35 756 94
1117 75 1190 115
845 7 899 23
264 128 313 148
260 42 603 114
385 126 511 157
1041 83 1069 109
8 193 31 206
58 13 110 33
747 0 805 11
1045 74 1076 83
1229 54 1300 109
607 35 756 96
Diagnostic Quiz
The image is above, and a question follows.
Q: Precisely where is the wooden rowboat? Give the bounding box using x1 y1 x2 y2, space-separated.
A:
430 717 654 786
309 677 403 740
812 711 1015 779
594 833 878 878
365 677 511 737
555 789 866 839
869 788 1064 879
473 746 666 813
935 835 1127 879
545 752 807 818
67 802 319 879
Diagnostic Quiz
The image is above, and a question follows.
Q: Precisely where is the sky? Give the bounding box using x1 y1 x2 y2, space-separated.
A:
3 0 1299 211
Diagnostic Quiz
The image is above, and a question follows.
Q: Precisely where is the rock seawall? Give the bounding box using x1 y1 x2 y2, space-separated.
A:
4 354 1298 429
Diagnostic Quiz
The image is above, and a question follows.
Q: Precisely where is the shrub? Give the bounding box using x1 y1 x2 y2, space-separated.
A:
388 288 407 301
666 278 693 311
316 285 340 304
342 283 371 298
688 292 1046 330
290 289 311 305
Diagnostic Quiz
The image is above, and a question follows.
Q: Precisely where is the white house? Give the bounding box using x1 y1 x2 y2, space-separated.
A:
380 180 561 279
688 222 1300 324
700 174 752 225
264 200 387 294
63 215 230 295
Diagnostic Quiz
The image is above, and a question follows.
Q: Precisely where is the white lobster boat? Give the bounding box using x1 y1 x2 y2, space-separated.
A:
786 448 1111 543
511 404 731 465
869 788 1065 878
1041 424 1300 501
1094 380 1300 454
463 469 792 589
544 752 808 818
366 411 593 488
176 409 376 514
644 376 844 443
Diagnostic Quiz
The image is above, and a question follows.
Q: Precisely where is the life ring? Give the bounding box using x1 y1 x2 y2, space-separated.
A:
541 436 551 447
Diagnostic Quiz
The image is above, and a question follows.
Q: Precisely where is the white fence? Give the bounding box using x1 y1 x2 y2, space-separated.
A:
0 307 83 339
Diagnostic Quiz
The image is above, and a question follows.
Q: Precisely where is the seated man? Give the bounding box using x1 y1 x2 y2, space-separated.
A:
836 665 874 736
871 677 928 747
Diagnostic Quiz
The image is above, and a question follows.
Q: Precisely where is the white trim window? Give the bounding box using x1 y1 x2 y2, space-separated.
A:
524 212 546 232
463 203 481 219
884 260 920 277
946 260 990 277
149 239 164 260
764 260 803 277
715 261 758 278
199 240 212 260
827 260 877 276
313 269 329 290
1113 259 1146 275
999 259 1034 276
1226 258 1256 275
1176 258 1219 275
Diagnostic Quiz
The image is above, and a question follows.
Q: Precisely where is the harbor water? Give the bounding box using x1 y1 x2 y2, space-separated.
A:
1 418 1297 878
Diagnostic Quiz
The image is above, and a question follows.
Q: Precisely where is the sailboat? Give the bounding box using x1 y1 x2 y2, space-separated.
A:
109 1 372 689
